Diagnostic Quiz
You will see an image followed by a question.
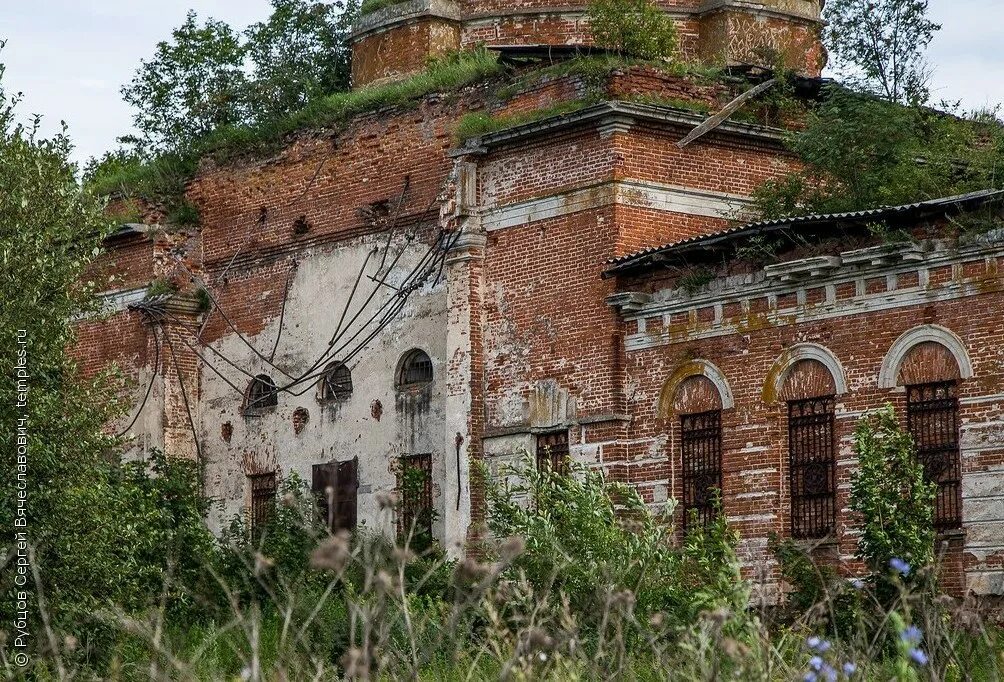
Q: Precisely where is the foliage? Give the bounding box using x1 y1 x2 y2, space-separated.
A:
360 0 407 15
750 86 1004 219
677 267 716 295
455 99 596 141
587 0 679 62
245 0 360 121
483 454 747 634
849 405 937 588
87 48 503 207
824 0 941 104
121 10 251 153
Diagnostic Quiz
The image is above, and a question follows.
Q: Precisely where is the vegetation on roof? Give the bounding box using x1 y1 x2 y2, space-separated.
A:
359 0 408 15
86 48 505 212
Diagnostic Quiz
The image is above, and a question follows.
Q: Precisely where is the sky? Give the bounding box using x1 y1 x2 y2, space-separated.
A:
3 1 1003 166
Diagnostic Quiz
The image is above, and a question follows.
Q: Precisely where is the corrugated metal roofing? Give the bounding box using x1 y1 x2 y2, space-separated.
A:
604 189 1004 276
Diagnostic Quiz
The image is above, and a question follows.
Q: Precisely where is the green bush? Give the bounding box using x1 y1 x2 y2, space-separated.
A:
850 405 937 589
483 454 747 637
587 0 679 61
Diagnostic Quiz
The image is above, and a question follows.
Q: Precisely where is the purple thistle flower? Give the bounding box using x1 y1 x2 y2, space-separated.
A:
908 648 928 666
843 661 857 676
900 625 923 645
889 557 911 576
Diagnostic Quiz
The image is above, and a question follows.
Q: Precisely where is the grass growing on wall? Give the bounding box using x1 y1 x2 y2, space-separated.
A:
86 48 505 208
360 0 410 15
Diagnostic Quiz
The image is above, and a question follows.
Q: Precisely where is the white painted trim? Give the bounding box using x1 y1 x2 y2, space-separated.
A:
692 359 736 409
482 180 750 231
878 324 974 388
768 342 848 399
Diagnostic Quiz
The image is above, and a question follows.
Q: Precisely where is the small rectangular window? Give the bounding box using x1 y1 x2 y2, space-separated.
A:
249 472 277 536
788 396 837 539
536 430 569 474
907 382 962 530
398 454 433 545
312 459 359 532
680 410 723 528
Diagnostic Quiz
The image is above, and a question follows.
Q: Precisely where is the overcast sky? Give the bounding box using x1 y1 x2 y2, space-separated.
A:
3 1 1002 166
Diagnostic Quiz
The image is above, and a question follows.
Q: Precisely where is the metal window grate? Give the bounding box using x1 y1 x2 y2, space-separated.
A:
788 396 836 539
320 362 353 401
249 472 277 536
398 350 433 387
399 454 433 542
246 374 278 412
680 410 723 528
907 382 962 530
536 431 569 474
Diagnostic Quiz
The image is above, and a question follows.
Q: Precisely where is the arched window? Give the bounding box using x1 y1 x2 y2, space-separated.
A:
396 349 433 389
245 374 278 414
319 361 352 402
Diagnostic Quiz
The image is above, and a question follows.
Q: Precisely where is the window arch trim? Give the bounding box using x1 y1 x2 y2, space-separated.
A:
318 361 353 402
658 359 733 418
244 374 278 413
764 343 847 403
396 348 434 389
879 325 973 388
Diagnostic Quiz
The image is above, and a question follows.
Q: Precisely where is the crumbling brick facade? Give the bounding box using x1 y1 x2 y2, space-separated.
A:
76 11 1004 599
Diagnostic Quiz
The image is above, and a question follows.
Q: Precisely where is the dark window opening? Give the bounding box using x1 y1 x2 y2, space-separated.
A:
245 374 278 414
536 430 569 474
788 396 837 539
397 349 433 389
681 410 723 528
312 458 359 533
399 453 434 548
249 472 277 537
319 361 352 401
907 382 962 530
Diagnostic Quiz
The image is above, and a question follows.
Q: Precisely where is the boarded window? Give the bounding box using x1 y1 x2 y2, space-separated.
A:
536 430 569 474
788 396 836 539
907 382 962 530
680 410 723 528
249 472 277 536
312 459 359 532
245 374 278 414
397 349 433 388
399 454 434 547
319 361 352 401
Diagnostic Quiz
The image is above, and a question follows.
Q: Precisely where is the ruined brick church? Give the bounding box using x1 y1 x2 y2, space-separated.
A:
76 0 1004 600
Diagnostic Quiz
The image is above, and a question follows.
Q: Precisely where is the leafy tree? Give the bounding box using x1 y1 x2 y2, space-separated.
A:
121 10 250 153
824 0 941 104
849 406 936 585
246 0 360 120
587 0 678 62
0 57 219 659
751 86 1004 219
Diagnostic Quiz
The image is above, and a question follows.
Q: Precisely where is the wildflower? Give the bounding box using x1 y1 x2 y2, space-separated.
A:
889 557 911 576
803 673 817 682
850 578 864 590
842 661 857 676
500 535 525 560
807 635 822 649
310 530 351 572
900 625 922 645
808 636 832 653
809 655 824 671
908 648 928 666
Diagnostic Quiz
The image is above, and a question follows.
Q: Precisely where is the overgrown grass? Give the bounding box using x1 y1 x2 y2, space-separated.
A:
455 99 598 141
86 48 505 212
359 0 409 15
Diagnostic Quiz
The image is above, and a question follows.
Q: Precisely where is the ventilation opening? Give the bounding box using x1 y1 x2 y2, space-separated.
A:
396 349 433 389
245 374 278 415
319 361 353 402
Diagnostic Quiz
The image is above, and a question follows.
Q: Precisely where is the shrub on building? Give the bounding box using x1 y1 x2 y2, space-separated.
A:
587 0 679 62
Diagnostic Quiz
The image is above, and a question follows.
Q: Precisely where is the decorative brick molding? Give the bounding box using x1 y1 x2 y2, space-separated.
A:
878 324 974 389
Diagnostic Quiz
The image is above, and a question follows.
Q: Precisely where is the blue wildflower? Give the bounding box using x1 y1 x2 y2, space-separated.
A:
809 656 824 671
807 635 822 649
843 661 857 676
908 648 928 666
820 663 838 682
850 578 864 590
900 625 922 645
804 673 817 682
889 557 911 576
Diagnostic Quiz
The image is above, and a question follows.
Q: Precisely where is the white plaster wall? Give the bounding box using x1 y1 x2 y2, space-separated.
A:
199 232 452 545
